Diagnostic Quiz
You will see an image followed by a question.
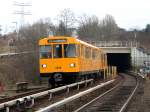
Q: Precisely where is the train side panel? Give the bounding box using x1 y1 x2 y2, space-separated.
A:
78 44 102 75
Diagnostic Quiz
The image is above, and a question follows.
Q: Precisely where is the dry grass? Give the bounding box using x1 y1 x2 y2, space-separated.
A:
0 38 10 53
0 63 26 88
0 54 40 88
0 46 11 53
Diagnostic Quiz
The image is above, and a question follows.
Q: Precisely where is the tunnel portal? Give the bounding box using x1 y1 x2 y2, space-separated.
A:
107 53 131 72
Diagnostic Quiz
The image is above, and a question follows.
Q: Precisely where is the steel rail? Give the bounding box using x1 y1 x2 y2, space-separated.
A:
74 73 139 112
36 79 115 112
73 80 121 112
119 76 139 112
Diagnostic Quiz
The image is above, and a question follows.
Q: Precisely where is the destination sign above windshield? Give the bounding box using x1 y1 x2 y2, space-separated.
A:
48 39 67 43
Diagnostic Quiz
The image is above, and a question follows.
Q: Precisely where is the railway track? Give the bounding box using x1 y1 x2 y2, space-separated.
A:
0 76 120 112
73 73 139 112
0 79 97 111
33 78 120 111
0 87 49 104
37 73 141 112
36 76 121 112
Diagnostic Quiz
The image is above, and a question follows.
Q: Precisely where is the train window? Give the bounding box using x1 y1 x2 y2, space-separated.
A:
81 45 84 57
95 50 98 59
88 48 91 58
40 45 52 58
53 44 62 58
101 54 104 65
85 47 91 58
97 52 99 59
92 50 96 59
64 44 76 58
85 47 88 58
76 45 80 57
104 54 107 65
98 52 101 59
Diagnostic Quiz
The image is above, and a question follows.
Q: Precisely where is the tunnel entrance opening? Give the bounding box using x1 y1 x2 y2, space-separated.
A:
107 53 131 72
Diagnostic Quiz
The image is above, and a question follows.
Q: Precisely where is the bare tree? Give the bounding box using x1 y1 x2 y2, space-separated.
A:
78 14 118 41
17 18 54 51
145 24 150 34
13 18 54 84
100 14 118 40
56 8 76 36
78 15 102 40
55 20 67 36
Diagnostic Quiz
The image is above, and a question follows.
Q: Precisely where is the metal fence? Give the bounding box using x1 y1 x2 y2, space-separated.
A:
87 41 139 47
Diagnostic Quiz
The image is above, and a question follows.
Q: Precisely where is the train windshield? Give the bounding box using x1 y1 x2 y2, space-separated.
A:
64 44 76 58
53 44 62 58
40 45 52 58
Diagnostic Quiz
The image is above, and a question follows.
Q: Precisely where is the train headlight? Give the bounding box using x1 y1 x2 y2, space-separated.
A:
70 63 75 68
42 64 47 68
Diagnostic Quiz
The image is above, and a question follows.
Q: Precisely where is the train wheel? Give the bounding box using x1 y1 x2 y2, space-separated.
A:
98 71 102 79
80 75 86 81
100 71 104 79
64 74 77 84
94 73 99 80
54 73 64 86
75 75 83 82
48 77 55 88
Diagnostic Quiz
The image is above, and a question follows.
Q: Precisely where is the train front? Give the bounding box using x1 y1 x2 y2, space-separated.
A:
39 36 79 86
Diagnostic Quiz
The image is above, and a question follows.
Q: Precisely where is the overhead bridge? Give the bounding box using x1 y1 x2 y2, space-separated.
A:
88 41 150 72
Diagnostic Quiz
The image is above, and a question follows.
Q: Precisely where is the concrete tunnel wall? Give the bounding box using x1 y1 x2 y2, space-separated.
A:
107 53 131 72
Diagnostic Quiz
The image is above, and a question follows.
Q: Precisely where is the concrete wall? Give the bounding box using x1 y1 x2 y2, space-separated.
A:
131 47 150 67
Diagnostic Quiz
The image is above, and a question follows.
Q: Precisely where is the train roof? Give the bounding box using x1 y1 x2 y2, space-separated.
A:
39 36 103 51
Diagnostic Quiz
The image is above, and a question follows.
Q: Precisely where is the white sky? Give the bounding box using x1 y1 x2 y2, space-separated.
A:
0 0 150 34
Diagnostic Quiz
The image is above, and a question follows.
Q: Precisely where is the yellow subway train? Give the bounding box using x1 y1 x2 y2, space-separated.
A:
39 36 107 87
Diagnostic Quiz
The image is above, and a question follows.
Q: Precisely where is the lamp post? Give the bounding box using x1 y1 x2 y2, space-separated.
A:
12 22 18 40
134 31 137 72
0 25 2 35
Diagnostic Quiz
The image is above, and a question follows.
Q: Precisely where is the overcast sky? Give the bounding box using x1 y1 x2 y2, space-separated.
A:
0 0 150 34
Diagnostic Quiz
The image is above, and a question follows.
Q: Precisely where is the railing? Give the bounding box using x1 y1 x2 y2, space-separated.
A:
0 79 93 112
87 41 139 47
36 80 114 112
